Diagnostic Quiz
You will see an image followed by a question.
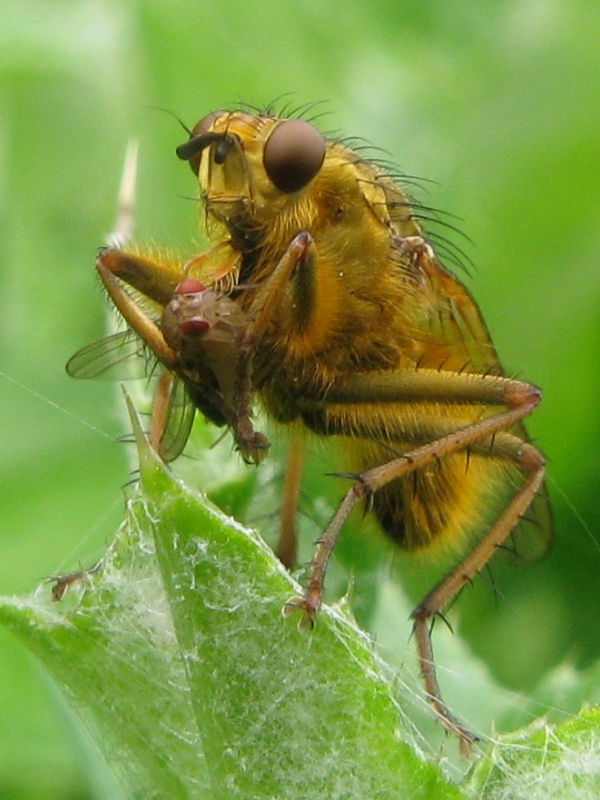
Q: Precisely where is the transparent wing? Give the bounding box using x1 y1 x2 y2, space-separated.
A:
397 240 501 374
507 445 554 561
158 375 197 462
392 239 554 557
66 330 151 380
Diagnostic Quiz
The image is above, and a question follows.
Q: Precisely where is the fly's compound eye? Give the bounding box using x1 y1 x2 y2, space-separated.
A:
175 279 207 294
191 111 227 138
263 119 326 193
175 279 210 335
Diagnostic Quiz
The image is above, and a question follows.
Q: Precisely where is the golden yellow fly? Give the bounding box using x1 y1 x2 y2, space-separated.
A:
67 108 552 751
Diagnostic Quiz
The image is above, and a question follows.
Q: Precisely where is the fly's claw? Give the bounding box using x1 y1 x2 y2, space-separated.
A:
48 560 102 601
283 595 319 632
238 429 270 466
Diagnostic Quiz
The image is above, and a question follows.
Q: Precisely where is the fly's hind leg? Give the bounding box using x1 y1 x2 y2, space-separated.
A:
285 367 546 752
410 439 545 753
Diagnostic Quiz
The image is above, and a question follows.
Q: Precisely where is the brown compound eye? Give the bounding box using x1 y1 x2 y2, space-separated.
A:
263 119 325 193
191 110 227 138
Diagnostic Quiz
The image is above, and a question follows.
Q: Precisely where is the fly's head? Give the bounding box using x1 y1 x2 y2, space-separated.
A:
177 111 324 240
177 110 422 273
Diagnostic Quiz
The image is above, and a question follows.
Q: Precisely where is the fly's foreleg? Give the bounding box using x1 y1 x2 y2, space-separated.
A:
229 232 317 465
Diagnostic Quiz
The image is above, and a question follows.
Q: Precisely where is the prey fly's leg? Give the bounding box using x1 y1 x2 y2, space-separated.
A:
149 372 175 457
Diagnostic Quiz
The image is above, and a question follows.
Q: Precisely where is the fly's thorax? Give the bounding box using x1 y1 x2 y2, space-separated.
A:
235 151 410 306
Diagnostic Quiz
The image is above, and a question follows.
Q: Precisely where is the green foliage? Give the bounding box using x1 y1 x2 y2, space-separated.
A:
467 708 600 799
2 411 600 798
1 0 598 796
0 411 462 799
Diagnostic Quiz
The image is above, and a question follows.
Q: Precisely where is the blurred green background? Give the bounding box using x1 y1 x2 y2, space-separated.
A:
1 0 598 796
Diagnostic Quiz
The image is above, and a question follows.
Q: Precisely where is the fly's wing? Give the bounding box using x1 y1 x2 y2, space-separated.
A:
394 239 553 558
156 375 196 462
401 242 501 374
512 477 553 561
66 330 152 380
68 332 197 462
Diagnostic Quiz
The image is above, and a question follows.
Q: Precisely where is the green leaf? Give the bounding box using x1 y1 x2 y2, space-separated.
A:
0 508 208 798
467 707 600 799
0 408 462 800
